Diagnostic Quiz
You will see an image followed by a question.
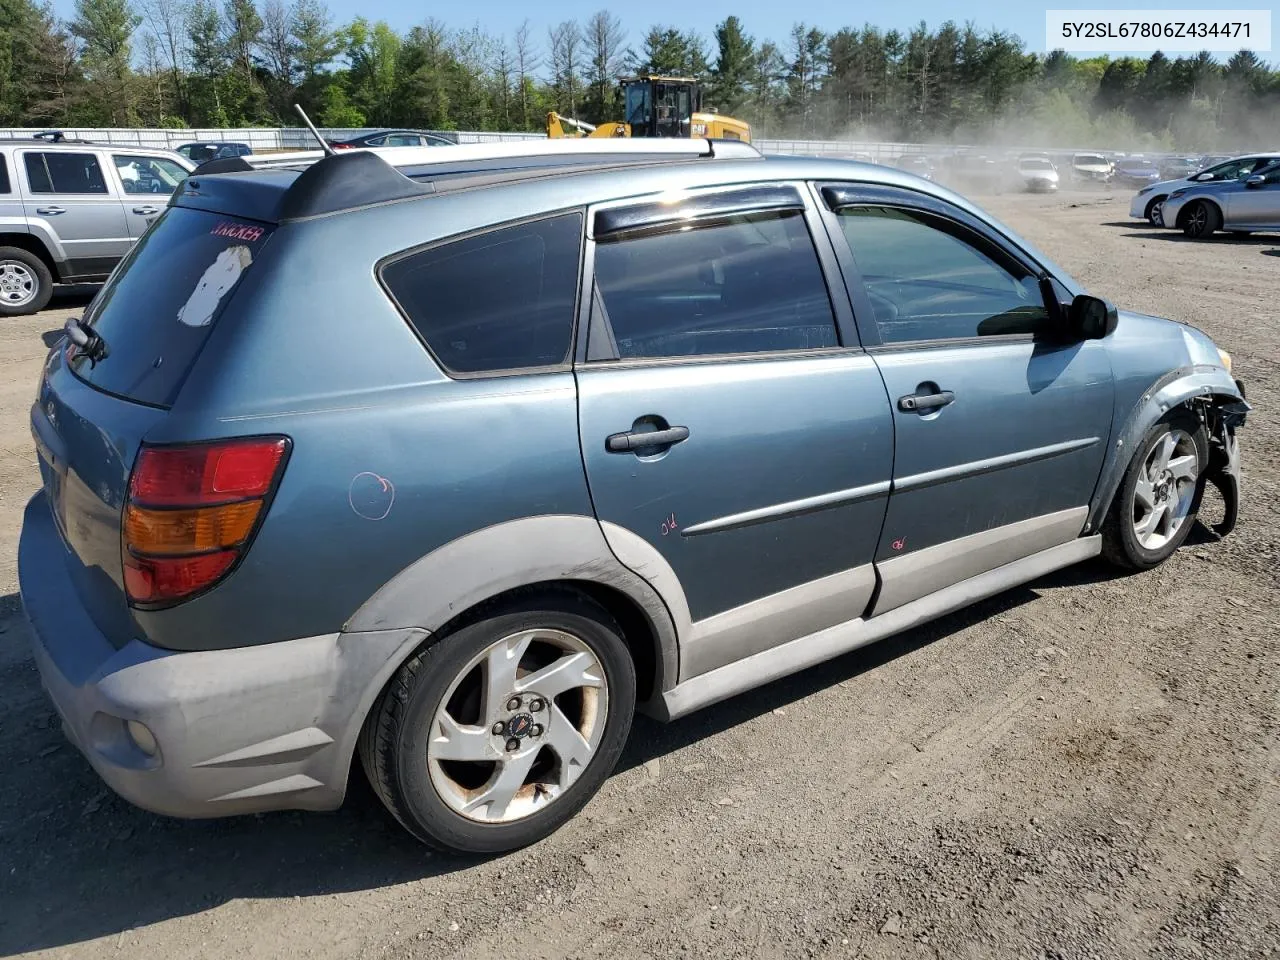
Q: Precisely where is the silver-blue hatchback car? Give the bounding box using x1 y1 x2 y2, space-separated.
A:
19 138 1249 854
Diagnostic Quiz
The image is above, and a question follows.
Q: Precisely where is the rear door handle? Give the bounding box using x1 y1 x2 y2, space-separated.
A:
606 425 690 453
132 205 160 215
36 206 65 215
898 390 955 412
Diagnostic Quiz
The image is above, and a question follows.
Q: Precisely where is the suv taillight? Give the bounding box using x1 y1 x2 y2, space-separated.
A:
123 437 290 606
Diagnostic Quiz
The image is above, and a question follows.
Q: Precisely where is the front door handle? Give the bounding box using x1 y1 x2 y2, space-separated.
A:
132 205 160 215
36 206 65 215
606 425 690 453
898 389 955 412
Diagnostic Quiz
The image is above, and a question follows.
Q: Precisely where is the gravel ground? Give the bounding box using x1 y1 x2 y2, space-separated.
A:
0 192 1276 960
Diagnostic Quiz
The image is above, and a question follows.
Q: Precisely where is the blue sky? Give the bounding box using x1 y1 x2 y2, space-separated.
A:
49 0 1280 65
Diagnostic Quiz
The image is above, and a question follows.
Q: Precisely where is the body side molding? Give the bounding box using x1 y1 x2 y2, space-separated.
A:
871 506 1088 615
655 535 1101 721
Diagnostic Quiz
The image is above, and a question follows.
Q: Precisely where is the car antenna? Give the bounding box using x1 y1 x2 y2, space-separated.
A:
294 103 336 157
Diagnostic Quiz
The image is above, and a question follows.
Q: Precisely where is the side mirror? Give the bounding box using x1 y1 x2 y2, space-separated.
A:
1245 175 1266 189
1193 172 1213 181
1068 294 1119 340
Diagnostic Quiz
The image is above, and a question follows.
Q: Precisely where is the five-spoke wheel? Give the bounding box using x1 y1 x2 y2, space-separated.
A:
361 592 635 854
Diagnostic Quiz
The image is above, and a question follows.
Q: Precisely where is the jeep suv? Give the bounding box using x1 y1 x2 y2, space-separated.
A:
0 139 194 315
18 139 1248 855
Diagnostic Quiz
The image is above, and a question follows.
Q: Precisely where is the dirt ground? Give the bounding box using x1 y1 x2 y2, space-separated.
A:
0 192 1276 960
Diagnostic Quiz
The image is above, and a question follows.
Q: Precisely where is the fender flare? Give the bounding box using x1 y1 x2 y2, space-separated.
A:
344 514 682 701
1085 365 1246 534
0 216 67 265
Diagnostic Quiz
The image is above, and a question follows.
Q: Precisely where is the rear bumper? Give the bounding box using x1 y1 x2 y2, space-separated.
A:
1129 193 1153 218
18 491 424 819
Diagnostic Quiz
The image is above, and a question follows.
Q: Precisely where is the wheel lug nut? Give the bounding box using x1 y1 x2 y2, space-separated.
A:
505 738 520 752
529 698 545 712
506 697 522 711
492 721 505 735
531 724 544 738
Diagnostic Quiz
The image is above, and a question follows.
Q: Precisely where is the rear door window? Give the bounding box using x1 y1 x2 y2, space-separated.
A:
592 210 838 359
381 213 583 375
111 154 189 195
24 152 109 194
69 208 273 407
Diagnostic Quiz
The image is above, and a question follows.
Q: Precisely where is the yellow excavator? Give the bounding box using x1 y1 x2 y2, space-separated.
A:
547 75 751 142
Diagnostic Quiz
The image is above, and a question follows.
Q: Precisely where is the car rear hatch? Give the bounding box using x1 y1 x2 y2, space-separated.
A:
31 205 275 648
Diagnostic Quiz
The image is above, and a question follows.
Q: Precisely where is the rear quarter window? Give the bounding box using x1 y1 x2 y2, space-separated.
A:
380 212 583 376
0 155 10 193
70 208 273 407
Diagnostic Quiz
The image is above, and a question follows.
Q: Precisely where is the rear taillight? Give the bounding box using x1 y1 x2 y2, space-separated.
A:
123 437 289 606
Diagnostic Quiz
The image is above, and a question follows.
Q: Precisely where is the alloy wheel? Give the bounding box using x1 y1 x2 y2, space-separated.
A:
1132 428 1199 551
427 628 608 824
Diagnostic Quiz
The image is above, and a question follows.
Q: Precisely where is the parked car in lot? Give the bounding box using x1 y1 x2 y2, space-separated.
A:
1070 153 1113 184
894 155 936 180
1158 156 1202 180
1111 158 1162 189
175 142 253 163
19 138 1248 854
1017 155 1059 192
0 139 194 315
1162 158 1280 238
1129 152 1280 225
327 129 455 149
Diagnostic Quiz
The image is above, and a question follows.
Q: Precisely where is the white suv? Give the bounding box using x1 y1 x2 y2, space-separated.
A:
0 137 194 315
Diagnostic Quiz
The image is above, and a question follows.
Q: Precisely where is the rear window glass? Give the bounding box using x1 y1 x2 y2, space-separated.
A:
381 213 583 375
24 152 108 193
69 208 273 407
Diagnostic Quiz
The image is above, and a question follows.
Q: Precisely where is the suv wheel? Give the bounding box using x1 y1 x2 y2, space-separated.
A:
360 591 636 854
1181 200 1221 239
1102 410 1208 570
0 247 54 316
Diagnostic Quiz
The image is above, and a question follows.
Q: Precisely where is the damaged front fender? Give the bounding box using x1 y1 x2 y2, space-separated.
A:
1087 365 1249 537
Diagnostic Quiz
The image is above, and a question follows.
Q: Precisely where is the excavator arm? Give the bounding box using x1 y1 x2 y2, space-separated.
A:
546 112 629 139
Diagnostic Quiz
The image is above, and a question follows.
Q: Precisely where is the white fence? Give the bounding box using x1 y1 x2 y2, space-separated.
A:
0 127 1231 162
0 127 547 151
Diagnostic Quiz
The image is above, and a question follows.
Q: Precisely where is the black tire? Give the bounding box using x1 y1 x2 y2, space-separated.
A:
0 246 54 316
1145 196 1166 226
1101 409 1209 570
360 590 636 854
1181 200 1221 239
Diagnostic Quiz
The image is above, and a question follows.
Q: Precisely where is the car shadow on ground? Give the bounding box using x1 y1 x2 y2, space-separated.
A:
0 534 1202 954
1264 249 1279 257
1105 224 1280 245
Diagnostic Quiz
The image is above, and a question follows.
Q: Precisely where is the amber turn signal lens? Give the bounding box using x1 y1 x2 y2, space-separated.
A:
125 500 262 556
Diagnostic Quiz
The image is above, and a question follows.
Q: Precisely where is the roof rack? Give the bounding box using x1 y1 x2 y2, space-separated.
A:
184 138 764 223
198 136 761 174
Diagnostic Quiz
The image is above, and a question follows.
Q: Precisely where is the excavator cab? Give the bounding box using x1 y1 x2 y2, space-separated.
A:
622 76 698 138
546 74 751 142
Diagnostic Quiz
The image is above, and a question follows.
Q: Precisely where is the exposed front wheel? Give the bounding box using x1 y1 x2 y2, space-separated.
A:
360 592 636 854
1145 197 1166 226
1102 411 1208 570
1181 200 1221 239
0 247 54 316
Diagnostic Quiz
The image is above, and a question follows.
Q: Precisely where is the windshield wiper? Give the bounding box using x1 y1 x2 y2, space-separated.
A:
64 316 109 366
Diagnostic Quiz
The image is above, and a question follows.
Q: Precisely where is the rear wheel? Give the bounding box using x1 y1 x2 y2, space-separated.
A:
0 247 53 316
360 591 636 854
1181 200 1221 239
1102 410 1208 570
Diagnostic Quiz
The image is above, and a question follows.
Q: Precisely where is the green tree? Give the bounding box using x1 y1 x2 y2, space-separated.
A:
709 16 753 113
70 0 140 123
583 10 624 124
